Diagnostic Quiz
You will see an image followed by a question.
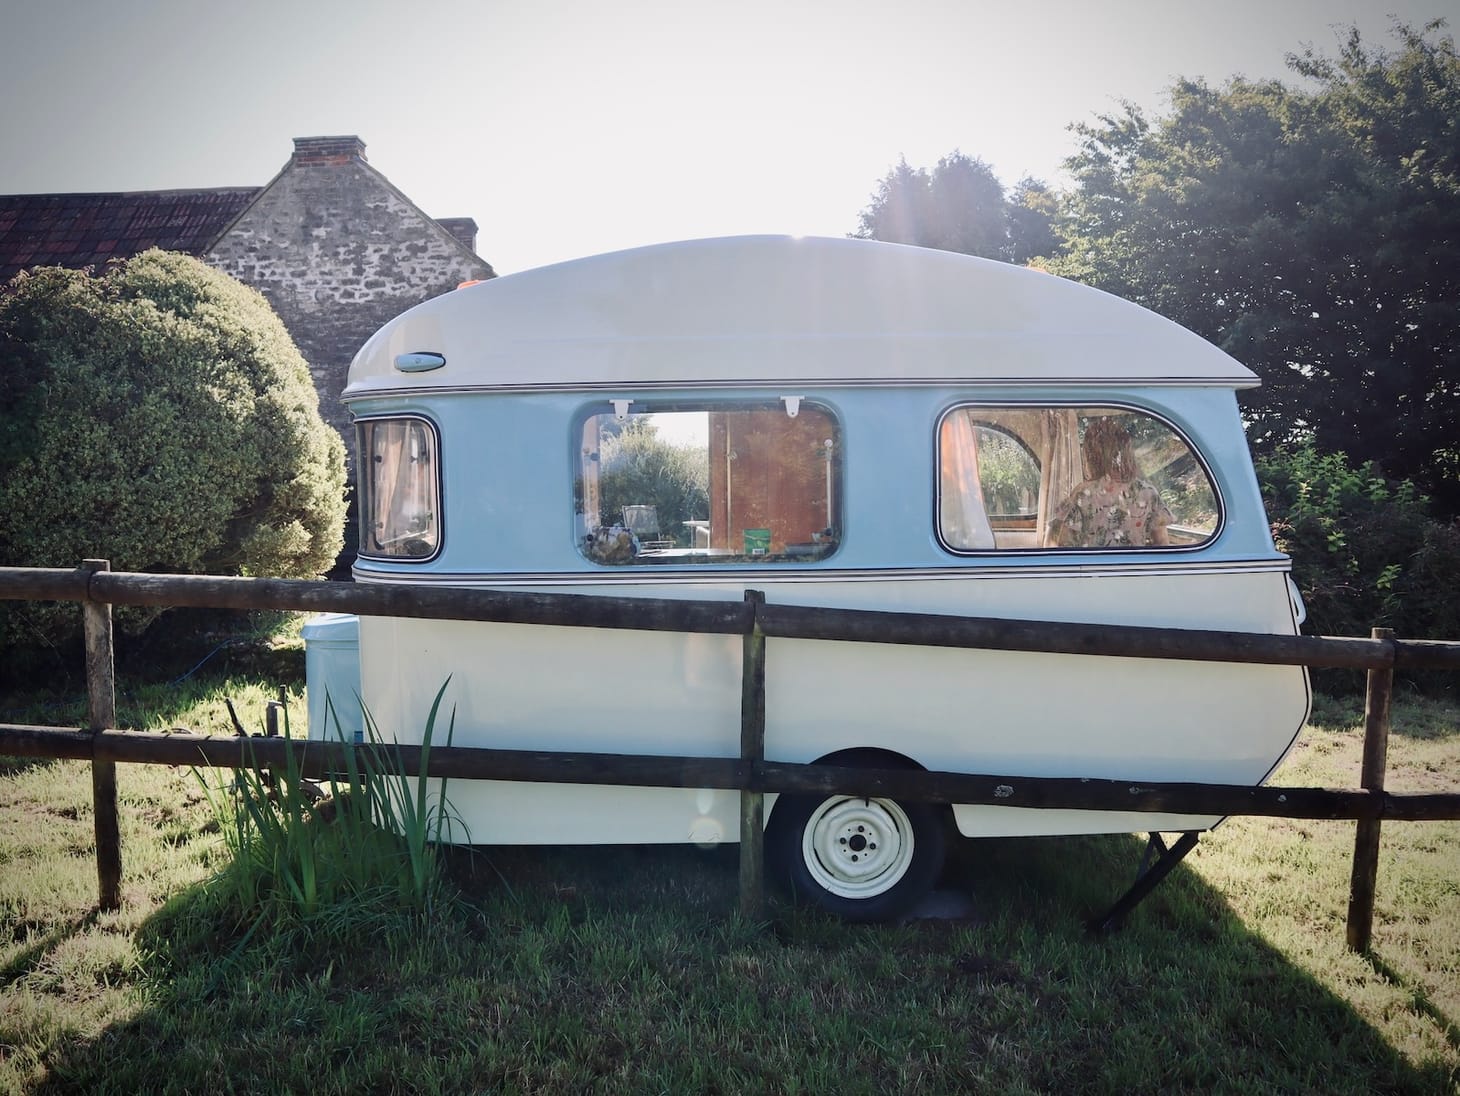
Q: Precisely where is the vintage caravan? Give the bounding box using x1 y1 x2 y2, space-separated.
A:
306 235 1310 920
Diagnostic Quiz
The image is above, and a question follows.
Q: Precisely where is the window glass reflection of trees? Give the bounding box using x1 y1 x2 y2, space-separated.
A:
974 427 1040 516
576 404 841 563
597 417 710 547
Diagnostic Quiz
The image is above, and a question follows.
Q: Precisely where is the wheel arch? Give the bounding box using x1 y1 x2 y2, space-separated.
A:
809 745 927 771
766 747 946 828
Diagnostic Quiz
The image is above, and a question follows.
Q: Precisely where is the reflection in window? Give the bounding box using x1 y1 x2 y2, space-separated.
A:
358 418 440 559
938 406 1219 551
576 402 842 565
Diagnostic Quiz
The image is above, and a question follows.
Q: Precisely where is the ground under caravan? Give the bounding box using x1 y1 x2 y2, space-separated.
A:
304 235 1311 920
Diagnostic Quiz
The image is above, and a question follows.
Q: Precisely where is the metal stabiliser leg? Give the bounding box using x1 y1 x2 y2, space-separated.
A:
1089 832 1200 935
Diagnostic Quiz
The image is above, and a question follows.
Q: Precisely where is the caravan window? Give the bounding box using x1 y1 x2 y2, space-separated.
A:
358 417 441 560
938 406 1219 552
575 401 842 565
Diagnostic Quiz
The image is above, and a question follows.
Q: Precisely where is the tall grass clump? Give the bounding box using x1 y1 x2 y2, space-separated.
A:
198 680 462 940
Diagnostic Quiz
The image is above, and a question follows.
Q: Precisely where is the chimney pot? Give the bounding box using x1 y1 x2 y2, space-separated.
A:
436 217 479 253
291 136 367 165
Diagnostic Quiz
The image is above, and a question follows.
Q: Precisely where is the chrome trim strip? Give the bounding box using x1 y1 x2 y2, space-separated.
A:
353 558 1295 586
344 375 1252 402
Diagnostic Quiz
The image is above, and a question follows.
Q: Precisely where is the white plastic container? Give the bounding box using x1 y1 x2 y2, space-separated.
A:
302 613 362 743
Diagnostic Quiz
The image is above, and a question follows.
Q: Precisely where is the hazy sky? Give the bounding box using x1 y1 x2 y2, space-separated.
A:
0 0 1453 274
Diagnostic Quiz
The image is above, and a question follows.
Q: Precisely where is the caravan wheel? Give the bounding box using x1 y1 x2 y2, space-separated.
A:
772 791 945 922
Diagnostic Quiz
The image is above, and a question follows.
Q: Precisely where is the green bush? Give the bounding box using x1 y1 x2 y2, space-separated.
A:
1256 445 1460 689
597 419 710 545
0 251 347 649
1401 518 1460 643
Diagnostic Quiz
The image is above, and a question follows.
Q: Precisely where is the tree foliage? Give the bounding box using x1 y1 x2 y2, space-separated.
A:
597 420 709 546
1050 22 1460 511
1256 444 1460 687
0 250 348 647
854 152 1057 264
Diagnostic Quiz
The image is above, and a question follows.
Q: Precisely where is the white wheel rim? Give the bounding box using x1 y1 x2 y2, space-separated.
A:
801 796 915 900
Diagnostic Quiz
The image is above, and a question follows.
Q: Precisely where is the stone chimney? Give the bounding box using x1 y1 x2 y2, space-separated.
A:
291 135 367 166
436 217 479 253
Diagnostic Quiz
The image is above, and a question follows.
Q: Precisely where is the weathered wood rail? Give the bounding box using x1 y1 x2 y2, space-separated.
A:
2 562 1457 950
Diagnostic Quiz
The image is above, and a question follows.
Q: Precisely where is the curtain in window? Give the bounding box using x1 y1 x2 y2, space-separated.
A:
578 416 602 535
370 423 409 550
1038 409 1082 546
940 410 995 549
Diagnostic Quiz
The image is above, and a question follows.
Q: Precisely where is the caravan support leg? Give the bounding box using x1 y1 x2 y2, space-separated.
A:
1088 831 1200 935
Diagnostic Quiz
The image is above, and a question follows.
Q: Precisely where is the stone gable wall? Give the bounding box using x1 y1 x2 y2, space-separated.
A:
206 155 492 458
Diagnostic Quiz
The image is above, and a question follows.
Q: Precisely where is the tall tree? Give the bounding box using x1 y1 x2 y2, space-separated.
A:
855 152 1016 261
1006 176 1060 265
1050 22 1460 511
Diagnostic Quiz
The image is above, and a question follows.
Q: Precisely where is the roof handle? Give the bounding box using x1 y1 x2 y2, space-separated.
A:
395 352 446 373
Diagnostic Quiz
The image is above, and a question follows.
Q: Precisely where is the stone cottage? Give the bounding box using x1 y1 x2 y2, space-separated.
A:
0 135 494 451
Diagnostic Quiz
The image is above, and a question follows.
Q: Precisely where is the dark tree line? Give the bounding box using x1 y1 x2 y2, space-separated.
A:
855 22 1460 515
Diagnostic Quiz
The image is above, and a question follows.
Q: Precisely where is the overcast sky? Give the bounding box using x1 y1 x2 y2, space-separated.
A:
0 0 1452 274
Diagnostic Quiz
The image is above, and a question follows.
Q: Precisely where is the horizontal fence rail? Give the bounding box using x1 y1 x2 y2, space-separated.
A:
1 725 1456 823
10 564 1460 672
1 562 1457 949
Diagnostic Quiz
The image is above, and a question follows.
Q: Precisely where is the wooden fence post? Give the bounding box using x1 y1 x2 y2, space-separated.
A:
81 559 121 912
739 590 767 919
1346 626 1395 953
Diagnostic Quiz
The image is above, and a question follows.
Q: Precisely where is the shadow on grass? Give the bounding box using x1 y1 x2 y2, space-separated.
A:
1 610 305 733
1 910 98 990
0 755 61 778
0 662 303 741
20 832 1453 1094
1367 950 1460 1062
940 832 1456 1091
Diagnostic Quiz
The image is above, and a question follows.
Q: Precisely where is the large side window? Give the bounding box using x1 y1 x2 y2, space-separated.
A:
358 417 441 560
938 406 1219 551
575 400 842 565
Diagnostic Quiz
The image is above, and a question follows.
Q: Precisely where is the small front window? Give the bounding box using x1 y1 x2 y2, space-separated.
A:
358 417 440 559
575 401 842 565
938 406 1219 551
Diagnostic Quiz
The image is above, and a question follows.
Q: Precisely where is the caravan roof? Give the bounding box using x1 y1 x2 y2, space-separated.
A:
345 235 1259 399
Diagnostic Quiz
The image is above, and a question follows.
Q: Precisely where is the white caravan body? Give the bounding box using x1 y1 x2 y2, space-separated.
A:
310 236 1309 901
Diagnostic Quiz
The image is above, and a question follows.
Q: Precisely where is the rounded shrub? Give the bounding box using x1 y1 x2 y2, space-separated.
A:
0 250 347 649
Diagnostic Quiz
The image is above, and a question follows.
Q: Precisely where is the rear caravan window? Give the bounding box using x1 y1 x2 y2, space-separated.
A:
576 401 842 565
938 406 1219 552
358 417 441 560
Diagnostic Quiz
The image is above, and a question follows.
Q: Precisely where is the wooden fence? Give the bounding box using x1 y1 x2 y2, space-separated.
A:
2 561 1458 950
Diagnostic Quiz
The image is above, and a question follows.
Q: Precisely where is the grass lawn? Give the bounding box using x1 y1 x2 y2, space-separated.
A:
1 658 1456 1094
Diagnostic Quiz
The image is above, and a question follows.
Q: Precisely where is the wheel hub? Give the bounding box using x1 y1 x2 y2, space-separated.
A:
802 796 915 899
